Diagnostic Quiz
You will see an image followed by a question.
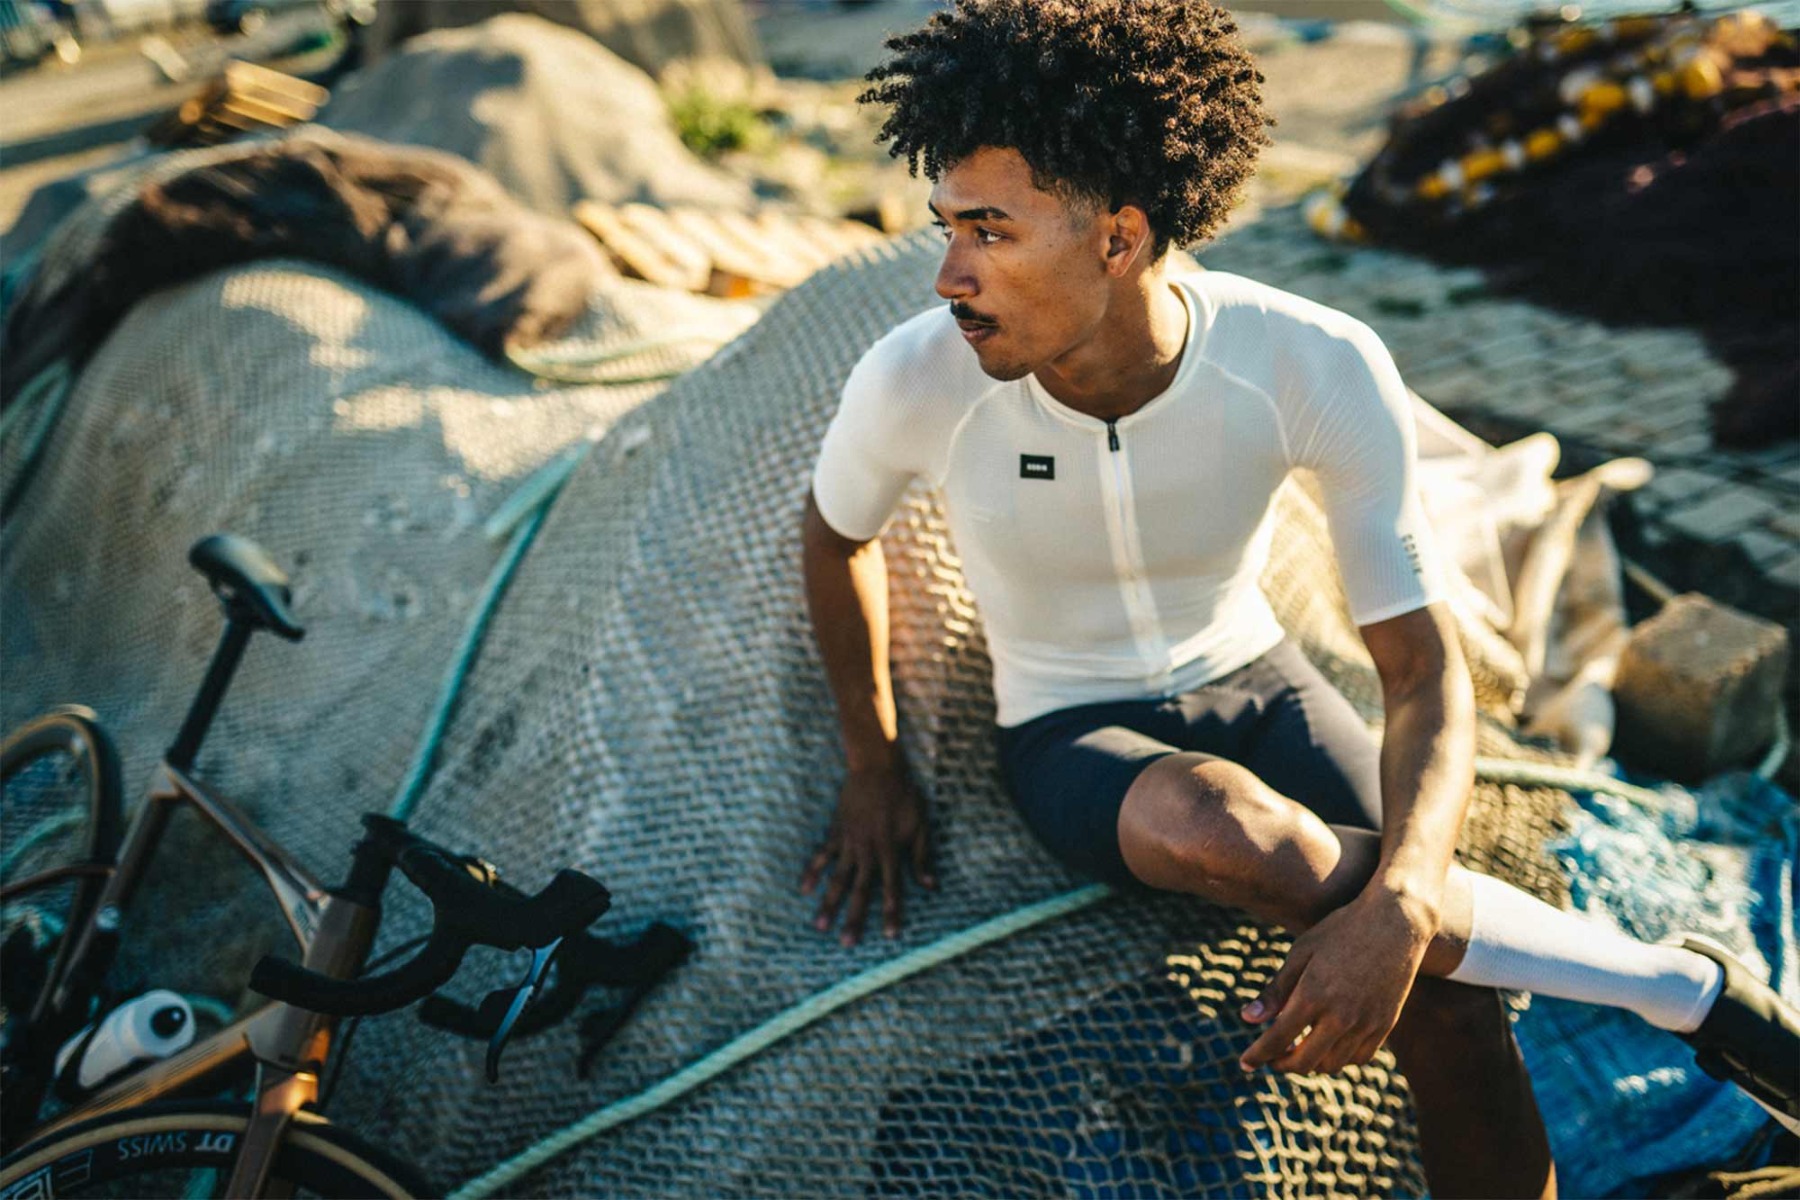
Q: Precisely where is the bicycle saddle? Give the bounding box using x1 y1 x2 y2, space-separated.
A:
188 535 305 641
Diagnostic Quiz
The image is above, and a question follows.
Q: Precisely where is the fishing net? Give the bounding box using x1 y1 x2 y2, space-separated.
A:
0 245 756 1003
4 219 1594 1195
1336 9 1800 447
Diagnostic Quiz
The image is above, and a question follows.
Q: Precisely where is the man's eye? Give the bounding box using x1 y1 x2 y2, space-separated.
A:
975 228 1003 245
932 221 951 240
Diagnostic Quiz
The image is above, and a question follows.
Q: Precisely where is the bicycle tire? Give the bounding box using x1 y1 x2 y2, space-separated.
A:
1 707 124 1137
0 1100 434 1199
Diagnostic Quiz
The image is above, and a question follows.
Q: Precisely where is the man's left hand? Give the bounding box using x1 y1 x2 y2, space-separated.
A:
1237 888 1438 1074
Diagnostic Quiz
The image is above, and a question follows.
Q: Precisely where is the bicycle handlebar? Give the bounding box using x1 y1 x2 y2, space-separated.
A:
248 817 611 1018
250 930 470 1017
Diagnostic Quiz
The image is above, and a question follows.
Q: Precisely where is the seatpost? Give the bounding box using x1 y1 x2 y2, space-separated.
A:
166 617 254 772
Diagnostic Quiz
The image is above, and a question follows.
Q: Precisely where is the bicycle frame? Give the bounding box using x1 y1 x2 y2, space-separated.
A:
12 758 384 1198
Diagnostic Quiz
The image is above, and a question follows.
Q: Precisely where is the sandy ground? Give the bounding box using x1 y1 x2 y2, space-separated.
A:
0 12 335 233
0 3 1458 236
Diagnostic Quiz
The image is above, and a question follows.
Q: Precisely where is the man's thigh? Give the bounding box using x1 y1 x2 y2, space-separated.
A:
996 661 1274 886
1226 640 1384 832
995 642 1384 887
998 701 1182 886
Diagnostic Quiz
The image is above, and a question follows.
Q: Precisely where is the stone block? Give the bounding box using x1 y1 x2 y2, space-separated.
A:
1613 594 1791 781
1630 390 1709 435
1417 368 1490 408
1664 486 1780 542
1644 466 1723 507
1657 431 1716 458
1769 510 1800 542
1737 527 1799 571
1552 402 1634 439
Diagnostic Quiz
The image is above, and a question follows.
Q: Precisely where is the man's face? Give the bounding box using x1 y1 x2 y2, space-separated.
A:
929 147 1114 382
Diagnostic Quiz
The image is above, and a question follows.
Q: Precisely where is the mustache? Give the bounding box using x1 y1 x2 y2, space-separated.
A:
950 302 997 327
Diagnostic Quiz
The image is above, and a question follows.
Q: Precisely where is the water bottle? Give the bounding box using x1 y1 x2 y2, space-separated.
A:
54 990 196 1090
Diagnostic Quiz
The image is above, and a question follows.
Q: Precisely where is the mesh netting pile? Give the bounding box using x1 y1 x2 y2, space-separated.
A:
2 226 1580 1195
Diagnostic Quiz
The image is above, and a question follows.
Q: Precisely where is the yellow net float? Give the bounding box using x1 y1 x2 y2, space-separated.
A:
1313 8 1784 235
1679 56 1725 101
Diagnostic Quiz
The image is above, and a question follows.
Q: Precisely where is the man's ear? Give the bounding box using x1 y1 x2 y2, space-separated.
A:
1103 204 1153 277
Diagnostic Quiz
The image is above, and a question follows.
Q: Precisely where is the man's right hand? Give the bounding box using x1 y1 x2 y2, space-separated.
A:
800 767 936 946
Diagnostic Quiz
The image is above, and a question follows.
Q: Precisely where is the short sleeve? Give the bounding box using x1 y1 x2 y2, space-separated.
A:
1282 319 1449 626
810 340 927 542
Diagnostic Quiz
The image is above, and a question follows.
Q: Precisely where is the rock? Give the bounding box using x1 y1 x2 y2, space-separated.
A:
1612 593 1790 781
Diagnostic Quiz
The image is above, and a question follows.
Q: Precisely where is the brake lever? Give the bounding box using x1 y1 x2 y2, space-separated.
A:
485 937 562 1083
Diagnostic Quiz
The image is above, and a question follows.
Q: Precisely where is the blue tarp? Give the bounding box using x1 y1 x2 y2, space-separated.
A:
1513 770 1798 1198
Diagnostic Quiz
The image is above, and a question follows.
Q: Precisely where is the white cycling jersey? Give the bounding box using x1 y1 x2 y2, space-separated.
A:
812 270 1447 727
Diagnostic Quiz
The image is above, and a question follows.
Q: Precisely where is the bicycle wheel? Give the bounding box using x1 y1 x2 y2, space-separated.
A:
1 708 123 1131
0 1100 433 1199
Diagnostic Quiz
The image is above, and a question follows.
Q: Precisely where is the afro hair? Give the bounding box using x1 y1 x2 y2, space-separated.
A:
860 0 1272 254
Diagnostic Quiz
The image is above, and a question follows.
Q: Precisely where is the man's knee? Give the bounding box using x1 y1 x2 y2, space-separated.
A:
1118 755 1313 897
1391 976 1512 1051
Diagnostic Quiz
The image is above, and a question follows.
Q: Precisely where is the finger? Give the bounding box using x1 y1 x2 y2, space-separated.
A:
910 822 937 890
880 852 902 939
1241 997 1316 1070
799 840 836 895
815 856 856 931
1272 1020 1349 1075
842 860 876 947
1339 1033 1383 1070
1242 946 1309 1024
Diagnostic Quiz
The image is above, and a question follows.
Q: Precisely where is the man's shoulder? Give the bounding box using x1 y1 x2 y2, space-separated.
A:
1176 269 1373 348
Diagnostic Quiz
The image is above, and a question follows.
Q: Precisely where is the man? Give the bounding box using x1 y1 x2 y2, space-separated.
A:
798 2 1800 1195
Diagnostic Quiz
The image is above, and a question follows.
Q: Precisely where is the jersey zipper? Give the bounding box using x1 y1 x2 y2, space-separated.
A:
1094 421 1168 682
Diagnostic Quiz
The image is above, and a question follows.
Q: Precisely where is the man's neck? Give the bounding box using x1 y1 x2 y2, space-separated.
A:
1031 270 1190 421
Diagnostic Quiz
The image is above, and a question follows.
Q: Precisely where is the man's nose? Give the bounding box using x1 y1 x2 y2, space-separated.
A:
934 246 975 301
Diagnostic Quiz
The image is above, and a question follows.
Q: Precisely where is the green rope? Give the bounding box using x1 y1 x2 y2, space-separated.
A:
0 359 73 516
1378 0 1441 26
389 457 584 822
1472 756 1674 810
482 443 591 543
184 994 237 1026
445 752 1718 1196
448 884 1116 1199
0 241 43 312
0 806 86 880
1755 702 1791 783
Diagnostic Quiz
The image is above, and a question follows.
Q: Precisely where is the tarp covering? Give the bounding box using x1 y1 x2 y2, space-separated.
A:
1 128 609 408
1516 770 1798 1196
318 15 755 218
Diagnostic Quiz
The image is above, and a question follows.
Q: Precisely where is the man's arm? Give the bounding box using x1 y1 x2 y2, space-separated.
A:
1361 601 1476 920
1239 601 1473 1073
799 492 935 946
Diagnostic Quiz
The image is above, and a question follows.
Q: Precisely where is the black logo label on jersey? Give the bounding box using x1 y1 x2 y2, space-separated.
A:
1020 454 1055 480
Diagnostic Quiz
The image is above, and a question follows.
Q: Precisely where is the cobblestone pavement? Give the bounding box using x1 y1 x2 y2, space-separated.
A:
1200 204 1799 638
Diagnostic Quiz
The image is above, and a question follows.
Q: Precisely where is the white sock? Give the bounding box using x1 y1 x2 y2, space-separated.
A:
1446 870 1724 1033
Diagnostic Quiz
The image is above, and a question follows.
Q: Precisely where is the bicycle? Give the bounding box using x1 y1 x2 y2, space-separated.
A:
0 533 643 1197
